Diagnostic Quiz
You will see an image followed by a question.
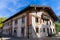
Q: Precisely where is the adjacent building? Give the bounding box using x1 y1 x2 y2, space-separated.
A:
2 5 58 38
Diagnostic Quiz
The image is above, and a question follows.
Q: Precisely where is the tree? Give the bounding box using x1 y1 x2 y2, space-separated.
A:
0 17 7 28
55 22 60 34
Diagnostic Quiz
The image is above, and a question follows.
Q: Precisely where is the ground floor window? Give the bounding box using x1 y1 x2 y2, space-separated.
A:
50 28 52 33
14 27 17 33
53 29 55 32
36 27 39 33
43 28 45 32
21 27 25 34
14 30 17 33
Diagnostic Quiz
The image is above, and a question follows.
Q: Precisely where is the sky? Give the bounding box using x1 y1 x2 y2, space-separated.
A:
0 0 60 18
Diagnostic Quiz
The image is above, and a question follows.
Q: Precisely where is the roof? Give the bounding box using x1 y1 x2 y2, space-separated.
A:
3 5 58 23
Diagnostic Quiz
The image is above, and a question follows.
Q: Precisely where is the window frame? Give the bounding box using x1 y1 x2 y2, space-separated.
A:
35 17 38 23
36 27 39 33
43 28 45 32
22 16 25 23
15 19 18 25
21 27 25 34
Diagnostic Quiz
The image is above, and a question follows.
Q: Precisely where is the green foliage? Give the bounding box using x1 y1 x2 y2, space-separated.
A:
55 22 60 33
0 17 7 28
0 23 3 28
58 16 60 23
0 17 7 23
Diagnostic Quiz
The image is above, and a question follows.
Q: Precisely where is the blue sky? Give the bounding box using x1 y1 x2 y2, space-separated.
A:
0 0 60 18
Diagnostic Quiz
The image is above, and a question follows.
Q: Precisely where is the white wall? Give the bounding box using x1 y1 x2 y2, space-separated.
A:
12 21 15 36
3 24 10 35
3 11 55 38
17 18 22 37
32 12 43 38
24 16 27 37
17 16 27 37
3 26 8 35
31 11 55 38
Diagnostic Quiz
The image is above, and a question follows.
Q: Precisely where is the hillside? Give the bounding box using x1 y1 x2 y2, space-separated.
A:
58 16 60 23
55 16 60 33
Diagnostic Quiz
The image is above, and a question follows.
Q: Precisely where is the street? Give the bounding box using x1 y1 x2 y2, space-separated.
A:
0 36 60 40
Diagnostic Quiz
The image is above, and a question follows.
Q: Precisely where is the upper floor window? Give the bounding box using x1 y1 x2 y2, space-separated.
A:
46 20 48 25
36 17 38 22
50 22 51 25
22 16 25 23
15 19 18 24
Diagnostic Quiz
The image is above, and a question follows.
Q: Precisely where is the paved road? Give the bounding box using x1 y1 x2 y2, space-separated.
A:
0 34 60 40
0 36 60 40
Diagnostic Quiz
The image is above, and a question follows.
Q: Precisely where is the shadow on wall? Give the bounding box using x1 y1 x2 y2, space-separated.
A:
30 24 50 38
27 25 38 38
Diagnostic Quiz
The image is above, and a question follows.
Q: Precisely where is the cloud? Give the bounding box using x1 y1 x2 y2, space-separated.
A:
0 0 30 17
0 0 59 17
41 3 48 6
56 6 60 10
0 2 8 9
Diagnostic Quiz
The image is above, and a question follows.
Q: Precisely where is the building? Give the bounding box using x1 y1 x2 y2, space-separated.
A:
2 5 58 38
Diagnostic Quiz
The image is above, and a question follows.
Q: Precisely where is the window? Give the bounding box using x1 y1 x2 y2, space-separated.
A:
36 27 39 33
46 21 48 25
15 19 17 24
21 27 24 33
53 29 54 32
36 17 38 22
22 16 25 23
50 28 52 33
14 30 17 33
43 28 45 32
50 22 51 25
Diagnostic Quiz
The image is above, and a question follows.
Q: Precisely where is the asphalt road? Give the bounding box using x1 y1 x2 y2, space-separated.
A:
0 36 60 40
0 34 60 40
